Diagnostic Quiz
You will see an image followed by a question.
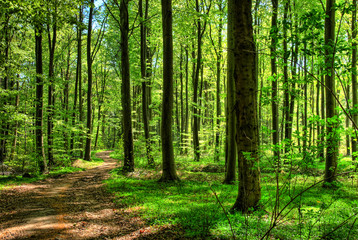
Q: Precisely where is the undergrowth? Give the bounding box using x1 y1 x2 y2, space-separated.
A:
107 150 358 239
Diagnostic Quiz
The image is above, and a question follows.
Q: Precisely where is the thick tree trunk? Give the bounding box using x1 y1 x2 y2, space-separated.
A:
84 0 94 161
35 25 47 173
160 0 179 181
324 0 338 183
121 0 134 171
230 0 261 212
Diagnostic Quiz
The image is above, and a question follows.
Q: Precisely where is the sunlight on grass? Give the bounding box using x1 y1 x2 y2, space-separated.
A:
105 152 358 239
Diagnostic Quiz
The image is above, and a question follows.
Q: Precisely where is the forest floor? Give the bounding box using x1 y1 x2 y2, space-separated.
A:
0 151 183 240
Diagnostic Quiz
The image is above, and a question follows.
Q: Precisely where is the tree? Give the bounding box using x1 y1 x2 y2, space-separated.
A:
352 0 357 161
159 0 179 182
70 5 83 156
271 0 279 161
192 0 210 162
34 22 48 173
46 0 58 166
215 2 223 162
139 0 154 166
230 0 261 212
121 0 134 172
84 0 94 161
223 0 236 184
324 0 338 183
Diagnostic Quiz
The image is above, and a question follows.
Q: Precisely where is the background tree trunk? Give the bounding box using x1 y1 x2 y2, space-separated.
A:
271 0 280 161
84 0 94 161
352 0 357 160
35 24 47 173
121 0 134 171
160 0 179 181
324 0 338 183
140 0 154 166
47 5 57 166
223 1 236 184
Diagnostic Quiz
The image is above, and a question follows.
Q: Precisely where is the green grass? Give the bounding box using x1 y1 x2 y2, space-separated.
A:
105 152 358 239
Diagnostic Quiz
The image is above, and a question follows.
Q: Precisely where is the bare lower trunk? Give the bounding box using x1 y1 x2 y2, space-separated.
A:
230 0 261 212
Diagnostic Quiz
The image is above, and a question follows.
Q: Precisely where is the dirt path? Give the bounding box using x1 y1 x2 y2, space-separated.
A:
0 151 147 240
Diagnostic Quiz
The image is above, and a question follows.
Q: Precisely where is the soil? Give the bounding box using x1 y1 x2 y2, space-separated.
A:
0 151 184 240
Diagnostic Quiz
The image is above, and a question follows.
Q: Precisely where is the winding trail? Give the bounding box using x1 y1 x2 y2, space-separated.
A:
0 151 146 239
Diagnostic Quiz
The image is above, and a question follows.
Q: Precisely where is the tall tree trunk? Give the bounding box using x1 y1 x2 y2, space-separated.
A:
0 16 10 165
10 80 20 160
223 0 236 184
287 7 298 152
71 6 82 155
215 2 223 162
121 0 134 171
320 71 325 161
283 0 290 152
84 0 94 161
193 0 202 161
346 85 350 156
324 0 338 183
140 0 154 166
160 0 179 181
63 35 71 153
185 47 189 153
180 46 185 152
271 0 280 160
316 76 321 157
231 0 261 212
303 42 308 157
35 24 47 173
352 0 357 160
47 5 57 166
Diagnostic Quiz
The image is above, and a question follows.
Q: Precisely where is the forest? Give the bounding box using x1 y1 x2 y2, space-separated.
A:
1 0 358 239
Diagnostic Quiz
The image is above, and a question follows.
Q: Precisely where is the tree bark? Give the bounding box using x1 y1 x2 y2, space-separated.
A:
140 0 154 166
324 0 338 183
84 0 94 161
215 2 223 162
121 0 134 171
71 6 82 156
35 24 47 173
223 0 236 184
193 0 202 161
160 0 179 181
352 0 357 160
230 0 261 212
271 0 280 160
47 4 57 166
283 0 290 152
